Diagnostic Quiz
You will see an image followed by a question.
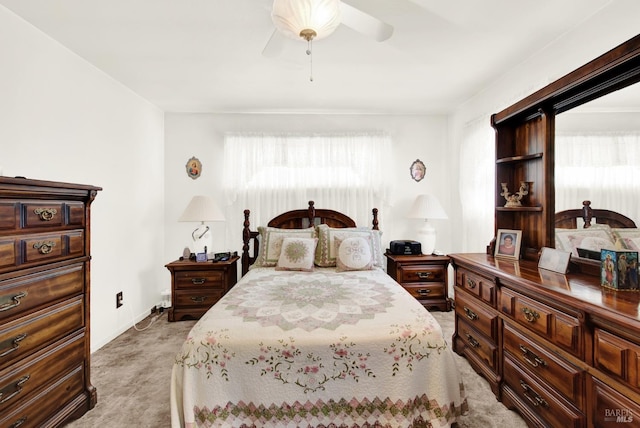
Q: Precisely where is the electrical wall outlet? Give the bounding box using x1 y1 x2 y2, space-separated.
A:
116 291 123 308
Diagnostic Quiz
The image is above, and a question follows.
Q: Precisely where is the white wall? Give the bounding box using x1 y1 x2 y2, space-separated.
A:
0 6 165 352
164 113 454 266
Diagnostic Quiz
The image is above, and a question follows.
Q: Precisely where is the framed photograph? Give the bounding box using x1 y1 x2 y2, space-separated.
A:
410 159 426 182
538 247 571 274
186 156 202 180
495 229 522 260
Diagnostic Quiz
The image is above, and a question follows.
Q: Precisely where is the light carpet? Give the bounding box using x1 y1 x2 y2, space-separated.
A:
66 309 527 427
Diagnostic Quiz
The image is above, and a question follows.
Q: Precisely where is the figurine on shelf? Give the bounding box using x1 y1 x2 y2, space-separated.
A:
501 182 529 207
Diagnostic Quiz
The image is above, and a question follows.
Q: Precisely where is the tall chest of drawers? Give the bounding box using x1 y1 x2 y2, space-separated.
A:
0 177 101 427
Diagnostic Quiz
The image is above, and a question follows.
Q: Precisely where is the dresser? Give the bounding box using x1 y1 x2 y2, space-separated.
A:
0 177 101 427
451 253 640 428
165 257 239 321
385 252 451 311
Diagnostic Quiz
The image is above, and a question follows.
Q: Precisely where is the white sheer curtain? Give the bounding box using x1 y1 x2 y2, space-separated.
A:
222 132 392 248
458 116 495 252
555 132 640 222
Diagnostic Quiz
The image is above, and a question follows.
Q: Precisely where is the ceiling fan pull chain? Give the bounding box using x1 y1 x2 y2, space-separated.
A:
306 39 313 82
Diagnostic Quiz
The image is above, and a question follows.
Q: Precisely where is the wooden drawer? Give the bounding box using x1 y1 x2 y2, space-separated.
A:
0 332 85 414
456 317 498 371
500 287 582 358
590 377 640 427
174 289 225 308
0 297 84 370
455 291 498 341
174 269 225 289
0 365 85 428
594 328 640 393
0 202 18 231
0 237 17 270
402 282 445 300
21 230 84 264
0 264 84 323
456 268 496 307
504 322 584 407
398 264 445 283
22 202 66 228
503 356 585 428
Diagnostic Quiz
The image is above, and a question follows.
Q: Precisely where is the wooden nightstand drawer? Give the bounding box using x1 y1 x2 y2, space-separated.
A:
174 289 225 308
402 282 445 300
174 269 225 289
398 265 445 283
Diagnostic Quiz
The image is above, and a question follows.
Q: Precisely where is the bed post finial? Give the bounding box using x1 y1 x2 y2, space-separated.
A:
372 208 379 230
308 201 316 227
582 200 593 228
242 209 251 275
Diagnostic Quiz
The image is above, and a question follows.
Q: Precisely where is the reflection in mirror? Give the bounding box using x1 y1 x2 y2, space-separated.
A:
555 84 640 258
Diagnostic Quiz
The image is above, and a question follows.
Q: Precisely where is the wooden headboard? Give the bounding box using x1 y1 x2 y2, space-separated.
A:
241 200 379 275
554 200 637 229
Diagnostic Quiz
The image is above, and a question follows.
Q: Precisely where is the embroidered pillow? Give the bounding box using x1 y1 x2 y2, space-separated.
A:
335 236 374 272
555 225 616 257
315 224 383 267
612 228 640 251
252 226 316 268
276 237 318 272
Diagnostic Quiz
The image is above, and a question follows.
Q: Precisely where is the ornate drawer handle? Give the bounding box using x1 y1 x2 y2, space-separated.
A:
519 344 548 368
191 278 206 285
464 306 479 321
0 292 27 312
34 207 57 221
465 332 480 348
466 278 477 289
417 272 434 279
10 417 27 428
417 289 431 296
33 241 56 254
521 307 540 323
190 296 207 303
0 375 30 404
520 380 549 408
0 333 28 358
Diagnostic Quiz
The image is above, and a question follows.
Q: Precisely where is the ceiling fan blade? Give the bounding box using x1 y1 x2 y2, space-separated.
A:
262 29 287 58
340 2 394 42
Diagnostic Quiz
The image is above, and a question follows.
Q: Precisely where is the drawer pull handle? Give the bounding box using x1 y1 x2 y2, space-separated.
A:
190 296 207 303
521 307 540 323
466 278 477 289
519 344 548 368
417 272 434 279
519 380 549 408
10 417 27 428
191 278 207 285
33 241 56 254
34 207 58 221
464 306 479 321
0 333 28 357
0 375 30 404
465 332 480 348
0 292 27 312
417 289 431 296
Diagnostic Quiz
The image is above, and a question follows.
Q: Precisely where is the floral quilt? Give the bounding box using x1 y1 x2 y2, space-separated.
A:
171 267 468 428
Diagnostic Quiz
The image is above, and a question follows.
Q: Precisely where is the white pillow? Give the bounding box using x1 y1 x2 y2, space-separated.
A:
315 224 383 267
335 236 374 272
275 237 318 272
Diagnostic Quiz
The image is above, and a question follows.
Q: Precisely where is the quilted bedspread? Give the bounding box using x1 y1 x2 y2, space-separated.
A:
171 267 468 428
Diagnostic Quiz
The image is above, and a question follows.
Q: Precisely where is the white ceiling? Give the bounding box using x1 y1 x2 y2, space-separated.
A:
0 0 626 114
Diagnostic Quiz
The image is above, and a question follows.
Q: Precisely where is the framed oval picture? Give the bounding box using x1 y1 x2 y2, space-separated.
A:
186 156 202 180
410 159 426 182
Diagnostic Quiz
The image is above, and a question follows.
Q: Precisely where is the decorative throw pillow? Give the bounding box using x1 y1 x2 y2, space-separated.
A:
315 224 383 267
252 226 316 268
555 225 616 257
611 228 640 251
276 237 318 272
335 236 374 272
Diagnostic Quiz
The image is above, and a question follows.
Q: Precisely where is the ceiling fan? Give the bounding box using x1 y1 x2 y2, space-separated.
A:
262 0 394 58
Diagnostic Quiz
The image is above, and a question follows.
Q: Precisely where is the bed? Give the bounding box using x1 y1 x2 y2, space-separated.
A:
171 201 468 428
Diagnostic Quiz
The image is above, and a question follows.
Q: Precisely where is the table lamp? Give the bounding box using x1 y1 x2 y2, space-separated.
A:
179 195 225 256
407 194 448 255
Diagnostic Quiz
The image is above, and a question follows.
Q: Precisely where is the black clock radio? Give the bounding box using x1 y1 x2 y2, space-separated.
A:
389 240 422 255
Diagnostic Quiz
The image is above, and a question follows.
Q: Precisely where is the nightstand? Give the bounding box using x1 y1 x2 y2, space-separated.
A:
385 252 451 311
165 256 239 321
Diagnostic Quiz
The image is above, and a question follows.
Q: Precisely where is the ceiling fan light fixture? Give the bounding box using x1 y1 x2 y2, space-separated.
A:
271 0 341 42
